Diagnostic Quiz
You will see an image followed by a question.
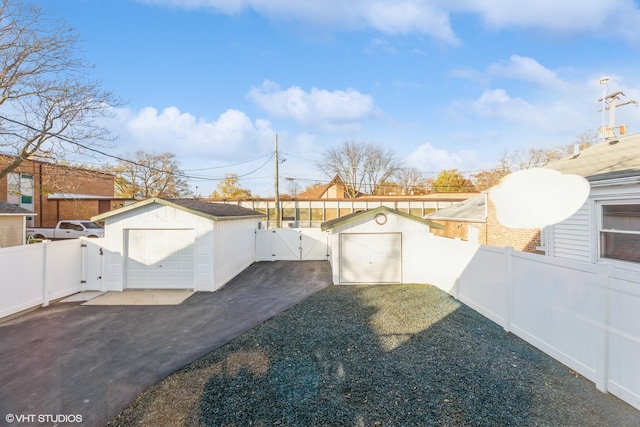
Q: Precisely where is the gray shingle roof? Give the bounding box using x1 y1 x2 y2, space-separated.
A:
545 133 640 182
92 198 265 222
0 201 35 215
163 199 265 218
424 194 487 222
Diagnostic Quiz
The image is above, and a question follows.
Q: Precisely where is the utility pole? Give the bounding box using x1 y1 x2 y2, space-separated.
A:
274 133 281 228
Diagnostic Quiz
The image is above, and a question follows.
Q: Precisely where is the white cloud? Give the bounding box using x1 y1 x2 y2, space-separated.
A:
247 80 378 131
461 89 589 133
140 0 459 44
451 67 488 84
110 106 272 161
366 38 397 54
462 0 640 38
140 0 640 44
405 143 480 174
487 55 567 89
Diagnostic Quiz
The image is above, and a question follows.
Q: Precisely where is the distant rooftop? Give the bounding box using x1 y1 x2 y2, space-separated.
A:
425 194 487 222
545 132 640 182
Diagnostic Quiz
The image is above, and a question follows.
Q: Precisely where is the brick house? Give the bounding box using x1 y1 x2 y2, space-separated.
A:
426 193 542 253
0 155 135 227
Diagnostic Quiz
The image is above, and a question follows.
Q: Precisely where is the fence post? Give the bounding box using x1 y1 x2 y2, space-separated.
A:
503 246 514 333
595 262 611 393
41 241 50 307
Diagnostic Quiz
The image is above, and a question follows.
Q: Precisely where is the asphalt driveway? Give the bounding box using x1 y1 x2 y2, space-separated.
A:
0 261 331 427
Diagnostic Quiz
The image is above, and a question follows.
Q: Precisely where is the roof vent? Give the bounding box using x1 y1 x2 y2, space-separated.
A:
572 144 581 158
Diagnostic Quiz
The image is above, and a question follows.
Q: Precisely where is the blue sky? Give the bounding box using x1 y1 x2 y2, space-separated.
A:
52 0 640 196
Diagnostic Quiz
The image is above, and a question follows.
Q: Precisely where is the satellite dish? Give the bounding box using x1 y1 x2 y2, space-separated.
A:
489 168 590 229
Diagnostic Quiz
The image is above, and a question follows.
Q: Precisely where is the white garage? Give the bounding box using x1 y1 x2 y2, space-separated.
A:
125 228 196 289
92 198 264 292
322 206 443 285
339 233 402 283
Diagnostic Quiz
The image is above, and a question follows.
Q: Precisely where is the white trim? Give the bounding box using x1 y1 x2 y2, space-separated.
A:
595 198 640 269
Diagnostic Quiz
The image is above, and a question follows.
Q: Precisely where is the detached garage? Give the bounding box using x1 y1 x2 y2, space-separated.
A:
321 206 443 285
92 198 264 292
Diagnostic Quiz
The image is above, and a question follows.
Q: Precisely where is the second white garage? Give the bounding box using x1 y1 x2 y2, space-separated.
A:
339 232 402 284
322 206 444 285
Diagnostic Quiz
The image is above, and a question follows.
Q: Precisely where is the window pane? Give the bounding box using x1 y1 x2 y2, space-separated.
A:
282 208 295 221
298 207 309 221
311 208 323 221
600 232 640 263
603 204 640 232
410 207 423 217
325 208 338 221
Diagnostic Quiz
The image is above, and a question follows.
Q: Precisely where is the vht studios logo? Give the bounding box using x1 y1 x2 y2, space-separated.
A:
5 413 83 423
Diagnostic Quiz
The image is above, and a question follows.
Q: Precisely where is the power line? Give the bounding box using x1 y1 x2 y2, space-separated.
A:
0 114 274 182
181 154 273 172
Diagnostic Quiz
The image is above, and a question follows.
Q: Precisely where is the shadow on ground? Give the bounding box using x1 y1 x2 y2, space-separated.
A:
108 284 640 427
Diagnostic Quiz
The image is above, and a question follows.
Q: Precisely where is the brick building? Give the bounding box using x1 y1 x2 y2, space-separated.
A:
426 193 542 253
0 155 134 227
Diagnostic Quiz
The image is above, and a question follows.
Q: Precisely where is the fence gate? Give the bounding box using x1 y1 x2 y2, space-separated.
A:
255 228 329 261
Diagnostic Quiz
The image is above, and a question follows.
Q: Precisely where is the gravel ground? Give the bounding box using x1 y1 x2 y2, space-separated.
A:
108 284 640 427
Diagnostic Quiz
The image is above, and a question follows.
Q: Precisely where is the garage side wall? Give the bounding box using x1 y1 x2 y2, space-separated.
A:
100 204 216 291
0 216 25 247
328 212 433 284
212 217 261 290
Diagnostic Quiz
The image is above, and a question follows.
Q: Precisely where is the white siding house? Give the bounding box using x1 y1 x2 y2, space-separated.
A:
92 198 264 292
544 133 640 271
321 206 444 284
0 201 35 248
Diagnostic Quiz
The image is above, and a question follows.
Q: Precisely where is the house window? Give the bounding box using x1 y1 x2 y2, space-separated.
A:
599 202 640 264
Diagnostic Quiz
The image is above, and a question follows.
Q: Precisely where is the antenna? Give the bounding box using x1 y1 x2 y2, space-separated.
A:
598 78 638 140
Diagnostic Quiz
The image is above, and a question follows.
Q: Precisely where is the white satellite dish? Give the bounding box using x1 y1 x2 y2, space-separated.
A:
489 168 590 229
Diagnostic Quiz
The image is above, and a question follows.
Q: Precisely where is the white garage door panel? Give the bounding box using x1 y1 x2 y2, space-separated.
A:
126 229 195 289
340 233 402 284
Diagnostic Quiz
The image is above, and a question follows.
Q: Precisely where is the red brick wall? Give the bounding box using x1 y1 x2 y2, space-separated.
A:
485 199 541 253
430 199 541 254
0 155 116 226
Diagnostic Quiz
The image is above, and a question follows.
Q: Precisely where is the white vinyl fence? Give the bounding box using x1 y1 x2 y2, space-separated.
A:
255 228 329 261
417 235 640 411
0 239 104 319
1 231 638 411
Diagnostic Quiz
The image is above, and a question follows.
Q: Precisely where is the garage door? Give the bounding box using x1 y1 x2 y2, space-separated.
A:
339 233 402 284
125 229 195 289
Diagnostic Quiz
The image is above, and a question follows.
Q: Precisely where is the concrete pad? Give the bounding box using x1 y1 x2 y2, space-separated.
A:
0 261 332 427
60 291 105 303
82 290 194 306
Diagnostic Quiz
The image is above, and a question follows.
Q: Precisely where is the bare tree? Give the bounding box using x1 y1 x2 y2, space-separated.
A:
286 178 301 198
112 151 189 198
317 140 403 197
471 129 599 191
364 145 403 195
0 0 120 180
394 167 425 195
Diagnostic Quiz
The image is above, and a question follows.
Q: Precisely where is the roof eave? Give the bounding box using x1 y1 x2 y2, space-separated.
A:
91 198 265 223
321 205 444 231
